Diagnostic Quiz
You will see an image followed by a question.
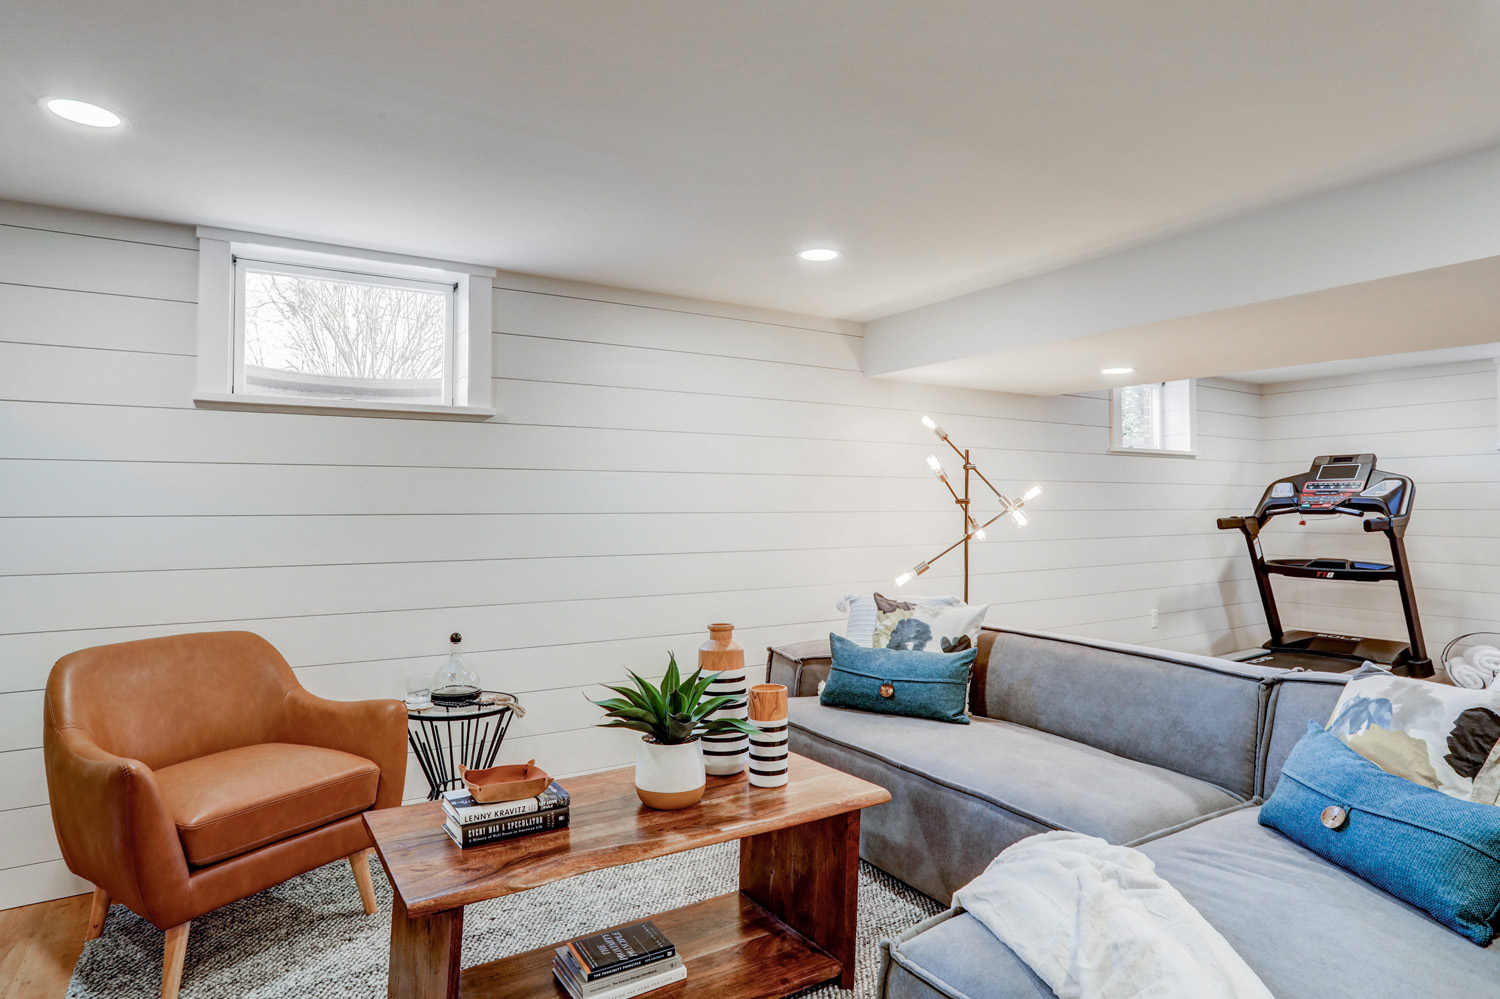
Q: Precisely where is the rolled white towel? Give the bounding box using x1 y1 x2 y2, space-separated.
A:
1465 644 1500 677
1447 658 1492 690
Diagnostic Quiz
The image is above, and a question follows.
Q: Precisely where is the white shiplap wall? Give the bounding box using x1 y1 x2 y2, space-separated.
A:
1255 359 1500 658
0 200 1264 908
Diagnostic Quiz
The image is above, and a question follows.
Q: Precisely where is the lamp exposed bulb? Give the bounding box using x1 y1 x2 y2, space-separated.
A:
920 415 946 438
895 560 930 586
1023 485 1042 502
973 528 987 541
1011 509 1029 527
926 454 945 476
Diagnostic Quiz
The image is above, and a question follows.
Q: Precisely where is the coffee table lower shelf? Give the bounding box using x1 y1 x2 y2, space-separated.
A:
457 892 842 999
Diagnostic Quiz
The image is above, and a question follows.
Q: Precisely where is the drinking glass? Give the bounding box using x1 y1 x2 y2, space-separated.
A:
403 671 432 709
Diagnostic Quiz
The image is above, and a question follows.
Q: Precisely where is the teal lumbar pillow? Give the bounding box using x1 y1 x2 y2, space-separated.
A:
1260 721 1500 945
820 632 974 724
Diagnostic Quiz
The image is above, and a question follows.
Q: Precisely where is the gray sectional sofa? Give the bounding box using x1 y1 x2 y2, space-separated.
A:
769 626 1500 999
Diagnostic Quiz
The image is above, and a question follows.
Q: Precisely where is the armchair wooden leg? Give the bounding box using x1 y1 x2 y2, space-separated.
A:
85 886 110 941
349 848 378 915
162 922 190 999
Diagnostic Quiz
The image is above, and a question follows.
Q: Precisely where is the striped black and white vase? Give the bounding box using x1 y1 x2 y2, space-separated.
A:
699 623 748 776
748 713 789 787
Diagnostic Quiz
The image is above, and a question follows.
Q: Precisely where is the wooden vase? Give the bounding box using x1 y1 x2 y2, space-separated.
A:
748 683 789 788
699 623 748 776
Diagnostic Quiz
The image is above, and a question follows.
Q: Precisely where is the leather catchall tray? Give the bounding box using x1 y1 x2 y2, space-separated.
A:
458 759 551 803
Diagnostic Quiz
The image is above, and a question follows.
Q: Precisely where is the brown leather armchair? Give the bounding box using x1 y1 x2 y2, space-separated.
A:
43 631 408 999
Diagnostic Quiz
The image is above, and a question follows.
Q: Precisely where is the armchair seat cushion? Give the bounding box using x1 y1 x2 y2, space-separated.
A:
154 743 380 866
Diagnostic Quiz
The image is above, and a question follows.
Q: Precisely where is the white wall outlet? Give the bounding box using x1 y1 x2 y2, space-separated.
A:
1150 608 1159 629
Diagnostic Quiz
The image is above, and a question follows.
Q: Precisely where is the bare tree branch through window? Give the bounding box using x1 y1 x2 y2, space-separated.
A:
243 271 446 381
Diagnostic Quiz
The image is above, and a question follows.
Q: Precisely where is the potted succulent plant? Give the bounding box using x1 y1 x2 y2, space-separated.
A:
591 654 759 809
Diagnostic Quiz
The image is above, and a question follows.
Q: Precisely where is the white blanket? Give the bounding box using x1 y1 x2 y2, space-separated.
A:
952 832 1274 999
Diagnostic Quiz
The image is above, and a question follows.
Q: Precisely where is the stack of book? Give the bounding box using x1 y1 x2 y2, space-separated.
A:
440 780 570 848
553 921 684 999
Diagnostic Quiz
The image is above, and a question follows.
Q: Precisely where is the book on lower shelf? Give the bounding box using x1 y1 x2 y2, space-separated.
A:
552 952 684 999
552 921 682 999
441 807 569 848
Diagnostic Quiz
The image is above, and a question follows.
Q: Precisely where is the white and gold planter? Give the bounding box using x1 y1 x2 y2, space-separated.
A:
634 737 706 810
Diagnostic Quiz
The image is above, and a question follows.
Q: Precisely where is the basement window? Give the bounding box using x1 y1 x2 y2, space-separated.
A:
1110 379 1196 456
193 228 496 420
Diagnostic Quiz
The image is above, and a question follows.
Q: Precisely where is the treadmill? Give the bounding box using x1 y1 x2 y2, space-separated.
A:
1216 453 1432 677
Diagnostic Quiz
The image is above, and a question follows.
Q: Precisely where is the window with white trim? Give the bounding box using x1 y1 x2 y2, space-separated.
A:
194 228 495 419
1110 379 1196 456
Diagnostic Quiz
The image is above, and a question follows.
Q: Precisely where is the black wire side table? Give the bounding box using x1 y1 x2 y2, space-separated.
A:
406 691 521 800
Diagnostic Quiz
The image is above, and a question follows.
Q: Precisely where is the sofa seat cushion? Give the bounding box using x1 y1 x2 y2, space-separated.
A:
883 908 1055 999
791 700 1241 842
1140 806 1500 995
790 700 1243 899
154 743 380 866
884 807 1500 999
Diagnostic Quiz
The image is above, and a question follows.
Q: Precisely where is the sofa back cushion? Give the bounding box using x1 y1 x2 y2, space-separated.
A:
973 628 1278 798
1261 672 1349 796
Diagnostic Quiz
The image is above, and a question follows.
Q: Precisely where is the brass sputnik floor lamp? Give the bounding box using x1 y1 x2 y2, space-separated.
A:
894 415 1042 603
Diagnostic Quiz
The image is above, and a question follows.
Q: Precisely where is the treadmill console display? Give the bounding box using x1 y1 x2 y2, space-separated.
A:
1298 454 1375 510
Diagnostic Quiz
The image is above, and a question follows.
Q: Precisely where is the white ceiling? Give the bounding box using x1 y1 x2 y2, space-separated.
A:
5 2 1500 321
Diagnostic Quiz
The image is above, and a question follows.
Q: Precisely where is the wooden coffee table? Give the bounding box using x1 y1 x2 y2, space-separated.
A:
364 752 891 999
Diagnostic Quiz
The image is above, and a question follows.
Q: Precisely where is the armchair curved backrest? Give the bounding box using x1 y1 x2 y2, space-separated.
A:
48 631 298 770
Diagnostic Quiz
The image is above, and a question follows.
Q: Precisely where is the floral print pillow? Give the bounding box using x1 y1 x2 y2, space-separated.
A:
871 593 989 653
1326 669 1500 804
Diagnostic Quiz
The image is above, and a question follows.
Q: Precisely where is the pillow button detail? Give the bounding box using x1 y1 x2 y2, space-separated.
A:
879 682 895 699
1320 805 1349 830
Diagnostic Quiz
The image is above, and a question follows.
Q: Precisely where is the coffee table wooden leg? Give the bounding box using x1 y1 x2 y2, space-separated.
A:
388 895 464 999
739 809 860 990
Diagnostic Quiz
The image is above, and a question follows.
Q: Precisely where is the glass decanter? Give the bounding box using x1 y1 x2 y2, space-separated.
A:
430 632 481 705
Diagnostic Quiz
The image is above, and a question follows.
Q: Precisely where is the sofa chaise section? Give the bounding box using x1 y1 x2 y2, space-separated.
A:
880 806 1500 999
875 645 1500 999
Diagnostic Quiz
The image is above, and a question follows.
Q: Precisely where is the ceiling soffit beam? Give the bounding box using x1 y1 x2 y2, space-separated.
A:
863 141 1500 379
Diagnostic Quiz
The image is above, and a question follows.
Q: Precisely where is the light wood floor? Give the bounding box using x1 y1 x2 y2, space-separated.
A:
0 894 89 999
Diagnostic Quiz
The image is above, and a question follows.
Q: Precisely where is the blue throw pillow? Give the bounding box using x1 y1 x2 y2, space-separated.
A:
1260 721 1500 945
820 632 974 724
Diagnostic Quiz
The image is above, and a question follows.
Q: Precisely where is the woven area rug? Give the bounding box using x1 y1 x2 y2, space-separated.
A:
67 841 944 998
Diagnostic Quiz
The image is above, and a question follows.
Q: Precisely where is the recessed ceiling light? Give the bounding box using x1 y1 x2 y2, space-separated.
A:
42 98 123 128
1101 366 1136 375
798 248 840 262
